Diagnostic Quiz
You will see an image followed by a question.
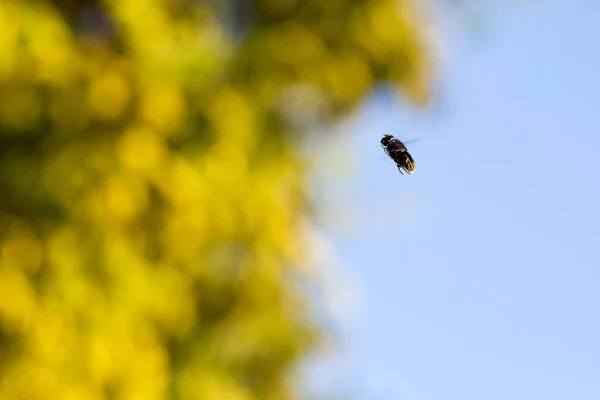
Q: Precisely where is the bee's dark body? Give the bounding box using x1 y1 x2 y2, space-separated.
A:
380 134 416 175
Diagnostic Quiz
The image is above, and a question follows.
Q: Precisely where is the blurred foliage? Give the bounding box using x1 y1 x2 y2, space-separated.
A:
0 0 433 399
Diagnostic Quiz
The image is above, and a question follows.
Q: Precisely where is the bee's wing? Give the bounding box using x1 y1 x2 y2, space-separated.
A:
402 137 422 146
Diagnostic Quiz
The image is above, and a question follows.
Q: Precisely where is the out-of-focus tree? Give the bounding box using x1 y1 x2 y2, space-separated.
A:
0 0 434 399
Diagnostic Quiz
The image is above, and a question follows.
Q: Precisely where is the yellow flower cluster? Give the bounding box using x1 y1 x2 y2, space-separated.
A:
0 0 433 399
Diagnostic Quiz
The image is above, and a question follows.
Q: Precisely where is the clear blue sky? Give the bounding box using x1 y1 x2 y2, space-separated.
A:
307 2 600 399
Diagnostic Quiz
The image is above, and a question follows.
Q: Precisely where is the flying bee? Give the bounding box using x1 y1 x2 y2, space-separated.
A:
381 134 416 175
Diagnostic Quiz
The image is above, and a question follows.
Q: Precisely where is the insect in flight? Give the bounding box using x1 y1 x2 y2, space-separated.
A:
380 134 416 175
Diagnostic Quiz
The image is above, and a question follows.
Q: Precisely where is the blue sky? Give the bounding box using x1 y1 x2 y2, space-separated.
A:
307 2 600 399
